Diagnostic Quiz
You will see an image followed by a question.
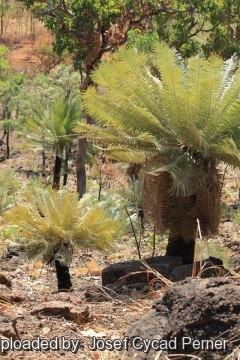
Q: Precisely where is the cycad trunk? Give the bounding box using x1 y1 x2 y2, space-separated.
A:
55 260 72 291
63 146 69 186
166 236 195 264
76 138 86 198
53 154 62 190
142 163 221 265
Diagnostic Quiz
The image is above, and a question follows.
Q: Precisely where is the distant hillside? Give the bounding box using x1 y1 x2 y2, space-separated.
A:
0 0 54 74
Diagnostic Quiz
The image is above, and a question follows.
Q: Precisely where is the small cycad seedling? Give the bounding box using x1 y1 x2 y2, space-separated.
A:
3 187 119 291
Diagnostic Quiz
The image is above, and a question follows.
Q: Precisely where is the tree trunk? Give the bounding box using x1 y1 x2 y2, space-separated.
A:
0 15 3 35
53 153 62 190
55 260 72 291
42 150 46 174
166 236 195 265
75 31 107 197
63 146 69 186
6 130 9 159
75 137 86 198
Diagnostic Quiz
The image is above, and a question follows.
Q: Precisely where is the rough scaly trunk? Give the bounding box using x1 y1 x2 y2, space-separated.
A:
55 260 72 291
166 236 195 265
63 146 69 187
76 138 86 198
53 153 62 190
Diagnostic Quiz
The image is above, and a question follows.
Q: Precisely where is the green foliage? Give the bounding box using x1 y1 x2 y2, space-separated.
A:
16 0 130 68
0 45 9 76
0 225 20 241
14 65 81 119
232 208 240 225
3 187 121 265
0 45 25 113
127 29 159 52
0 169 19 214
16 0 240 67
76 43 240 196
0 169 19 196
195 240 233 270
81 184 136 237
20 98 81 154
154 0 240 58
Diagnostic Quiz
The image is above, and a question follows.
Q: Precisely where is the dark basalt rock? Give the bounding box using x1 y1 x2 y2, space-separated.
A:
170 256 227 281
102 256 227 286
102 256 182 286
123 277 240 360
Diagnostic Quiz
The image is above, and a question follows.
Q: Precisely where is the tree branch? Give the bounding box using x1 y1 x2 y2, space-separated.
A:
189 23 219 38
130 5 190 26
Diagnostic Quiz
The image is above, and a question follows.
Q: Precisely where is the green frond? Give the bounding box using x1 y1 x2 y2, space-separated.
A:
74 122 163 153
101 147 146 164
3 188 122 264
75 205 117 250
209 138 240 167
0 188 14 214
76 188 137 238
0 170 19 214
80 41 240 213
150 154 206 197
219 54 238 98
204 70 240 142
0 169 19 195
20 99 80 151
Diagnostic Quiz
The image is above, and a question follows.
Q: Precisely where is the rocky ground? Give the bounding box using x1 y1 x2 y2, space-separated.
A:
0 134 240 360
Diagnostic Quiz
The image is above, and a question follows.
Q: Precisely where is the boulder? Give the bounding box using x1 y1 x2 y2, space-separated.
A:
102 256 182 286
30 301 89 323
123 277 240 359
170 256 227 281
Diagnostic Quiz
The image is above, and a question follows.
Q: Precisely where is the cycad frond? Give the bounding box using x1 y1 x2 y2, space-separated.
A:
74 122 166 153
209 138 240 167
219 54 238 97
0 170 19 214
206 71 240 142
80 42 240 197
149 154 206 197
100 147 146 164
3 188 121 264
21 99 80 150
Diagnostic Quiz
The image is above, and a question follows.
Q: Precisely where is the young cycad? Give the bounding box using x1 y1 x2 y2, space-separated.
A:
4 187 119 291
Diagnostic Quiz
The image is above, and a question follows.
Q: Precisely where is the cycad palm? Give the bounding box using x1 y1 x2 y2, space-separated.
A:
22 99 81 188
4 188 119 290
75 42 240 264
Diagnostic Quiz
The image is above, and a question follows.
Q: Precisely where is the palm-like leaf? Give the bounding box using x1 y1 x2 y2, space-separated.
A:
75 42 240 240
3 188 120 264
20 99 81 151
76 42 240 196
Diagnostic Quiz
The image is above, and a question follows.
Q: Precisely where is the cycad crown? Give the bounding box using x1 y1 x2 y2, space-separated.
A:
74 42 240 241
4 188 119 265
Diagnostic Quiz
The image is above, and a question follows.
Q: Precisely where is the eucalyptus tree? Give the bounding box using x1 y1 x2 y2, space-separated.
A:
75 43 240 264
0 45 26 158
0 0 15 35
